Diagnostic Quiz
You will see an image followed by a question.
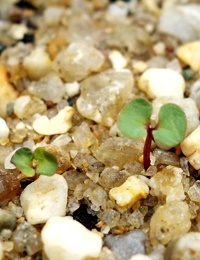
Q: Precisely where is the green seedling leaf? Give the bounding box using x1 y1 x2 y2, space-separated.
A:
33 147 58 176
11 148 35 177
153 103 187 150
117 98 152 139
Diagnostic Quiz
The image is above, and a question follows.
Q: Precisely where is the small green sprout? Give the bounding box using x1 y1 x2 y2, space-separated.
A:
117 98 187 170
11 147 58 177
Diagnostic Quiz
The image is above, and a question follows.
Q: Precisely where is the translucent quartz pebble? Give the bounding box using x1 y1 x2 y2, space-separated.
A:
12 221 42 256
104 229 147 260
98 209 120 228
153 148 180 167
76 69 134 127
164 232 200 260
106 25 150 54
0 208 16 232
14 95 46 119
190 78 200 107
150 201 191 246
20 174 68 225
52 42 105 82
94 137 143 169
41 216 102 260
187 181 200 202
63 170 87 190
98 168 130 189
28 72 66 103
151 97 199 138
149 166 185 204
72 122 96 149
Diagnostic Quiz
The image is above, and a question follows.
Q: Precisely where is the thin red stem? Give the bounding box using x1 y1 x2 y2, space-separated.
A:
143 124 153 171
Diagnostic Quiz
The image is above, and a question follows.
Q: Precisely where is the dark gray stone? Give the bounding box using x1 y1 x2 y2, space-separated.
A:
104 229 147 260
0 208 17 232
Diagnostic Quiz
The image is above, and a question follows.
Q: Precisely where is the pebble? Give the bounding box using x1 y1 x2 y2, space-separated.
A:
77 69 134 127
41 216 103 260
158 4 200 42
138 68 185 99
129 254 151 260
23 47 52 80
181 125 200 170
108 50 127 70
0 209 16 232
65 81 80 97
32 106 74 135
109 176 149 210
20 174 68 225
189 78 200 107
150 201 191 246
0 241 3 260
0 118 9 144
151 97 199 138
12 221 42 256
28 72 66 103
164 232 200 260
153 42 165 55
52 42 105 82
94 137 143 169
176 41 200 72
0 66 18 117
187 181 200 202
149 166 185 203
104 229 147 260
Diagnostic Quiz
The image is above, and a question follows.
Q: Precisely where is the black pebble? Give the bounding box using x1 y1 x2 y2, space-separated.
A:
73 204 98 230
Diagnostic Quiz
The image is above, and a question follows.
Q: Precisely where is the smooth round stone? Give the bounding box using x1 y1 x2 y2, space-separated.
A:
138 68 185 99
20 174 68 225
41 216 103 260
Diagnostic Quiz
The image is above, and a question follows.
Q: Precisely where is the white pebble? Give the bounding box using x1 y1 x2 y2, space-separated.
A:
8 24 28 40
32 106 74 135
23 48 52 80
109 176 149 210
181 125 200 170
14 95 31 119
65 82 80 97
0 118 9 145
153 42 165 55
176 41 200 71
108 50 127 70
138 68 185 98
129 254 151 260
41 216 102 260
20 174 68 225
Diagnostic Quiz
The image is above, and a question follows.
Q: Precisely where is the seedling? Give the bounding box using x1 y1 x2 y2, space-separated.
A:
117 98 187 170
11 147 58 177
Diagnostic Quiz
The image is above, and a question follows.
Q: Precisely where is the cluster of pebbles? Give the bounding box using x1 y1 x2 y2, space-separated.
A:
1 0 200 259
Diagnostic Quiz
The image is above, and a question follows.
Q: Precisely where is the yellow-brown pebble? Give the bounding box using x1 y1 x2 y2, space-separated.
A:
109 176 149 210
0 66 18 117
